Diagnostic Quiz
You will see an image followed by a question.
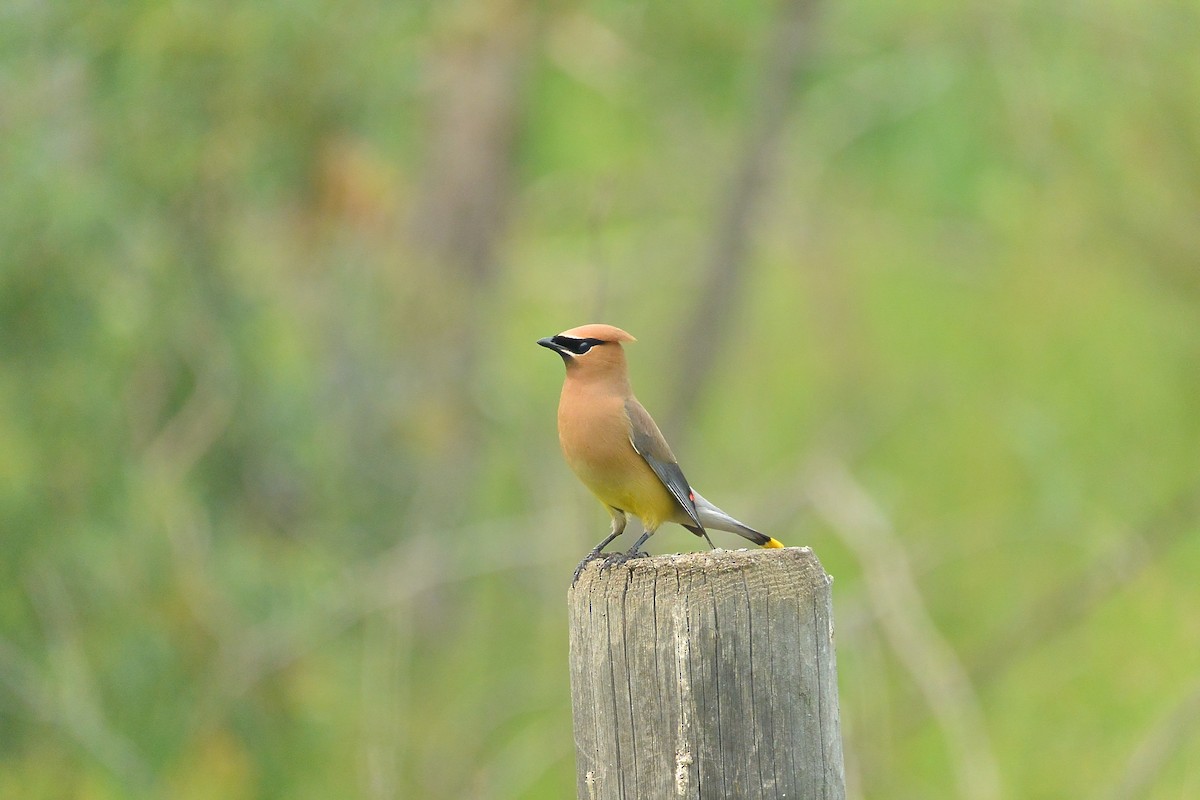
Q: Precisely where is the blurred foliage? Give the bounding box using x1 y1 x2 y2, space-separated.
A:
2 0 1200 798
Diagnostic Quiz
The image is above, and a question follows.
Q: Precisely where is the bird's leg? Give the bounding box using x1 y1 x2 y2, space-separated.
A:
572 510 626 584
598 525 657 571
699 528 717 550
625 528 654 557
585 508 627 556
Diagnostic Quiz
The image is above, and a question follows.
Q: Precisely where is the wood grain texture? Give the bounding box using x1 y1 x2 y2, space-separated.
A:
568 547 845 800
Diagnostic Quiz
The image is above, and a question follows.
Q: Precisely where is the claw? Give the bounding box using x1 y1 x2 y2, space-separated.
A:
571 548 607 585
598 552 626 571
596 549 649 572
571 544 653 585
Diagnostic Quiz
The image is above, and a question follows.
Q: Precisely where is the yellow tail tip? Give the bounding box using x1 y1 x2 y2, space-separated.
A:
764 537 785 549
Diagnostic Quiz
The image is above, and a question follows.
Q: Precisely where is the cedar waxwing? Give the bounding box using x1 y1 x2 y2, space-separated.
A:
538 323 784 574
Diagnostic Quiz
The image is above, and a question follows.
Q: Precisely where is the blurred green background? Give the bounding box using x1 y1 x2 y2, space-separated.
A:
3 0 1199 797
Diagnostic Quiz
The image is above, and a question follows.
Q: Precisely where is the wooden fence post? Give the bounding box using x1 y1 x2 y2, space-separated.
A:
568 547 845 800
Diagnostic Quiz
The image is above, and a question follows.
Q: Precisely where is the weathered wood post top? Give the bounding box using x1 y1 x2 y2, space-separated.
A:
568 546 845 800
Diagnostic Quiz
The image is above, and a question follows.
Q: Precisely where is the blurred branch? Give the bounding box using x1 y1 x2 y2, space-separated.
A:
804 456 1003 800
969 486 1200 686
193 509 569 734
1103 680 1200 800
0 638 45 712
138 320 237 489
135 323 243 643
841 482 1200 789
360 607 410 800
667 0 820 432
410 1 535 281
980 8 1054 171
405 2 539 530
3 570 154 789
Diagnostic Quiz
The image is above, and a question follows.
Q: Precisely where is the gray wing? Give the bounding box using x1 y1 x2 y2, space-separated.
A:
624 398 704 530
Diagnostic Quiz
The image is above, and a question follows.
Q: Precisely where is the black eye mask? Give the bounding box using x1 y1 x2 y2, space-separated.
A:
552 336 606 355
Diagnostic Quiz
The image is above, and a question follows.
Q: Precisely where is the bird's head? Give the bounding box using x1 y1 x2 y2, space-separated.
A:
537 324 636 377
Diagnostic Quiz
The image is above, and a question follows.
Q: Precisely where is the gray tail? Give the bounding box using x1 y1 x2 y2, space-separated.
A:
689 490 773 547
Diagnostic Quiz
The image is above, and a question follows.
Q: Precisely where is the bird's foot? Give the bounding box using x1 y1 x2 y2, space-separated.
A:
571 548 606 585
572 548 652 584
598 549 649 571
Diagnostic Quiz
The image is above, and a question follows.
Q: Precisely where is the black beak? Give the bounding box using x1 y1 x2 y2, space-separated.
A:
537 336 572 359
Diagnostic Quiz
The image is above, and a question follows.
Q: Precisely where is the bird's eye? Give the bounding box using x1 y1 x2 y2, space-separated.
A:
573 337 606 354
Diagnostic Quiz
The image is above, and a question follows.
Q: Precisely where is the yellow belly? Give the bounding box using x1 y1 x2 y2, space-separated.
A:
572 454 681 531
558 413 681 531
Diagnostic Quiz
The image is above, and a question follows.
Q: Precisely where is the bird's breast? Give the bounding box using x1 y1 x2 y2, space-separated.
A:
557 394 633 482
556 388 678 526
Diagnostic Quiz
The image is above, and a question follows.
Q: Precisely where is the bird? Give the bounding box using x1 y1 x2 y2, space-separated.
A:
537 323 783 578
